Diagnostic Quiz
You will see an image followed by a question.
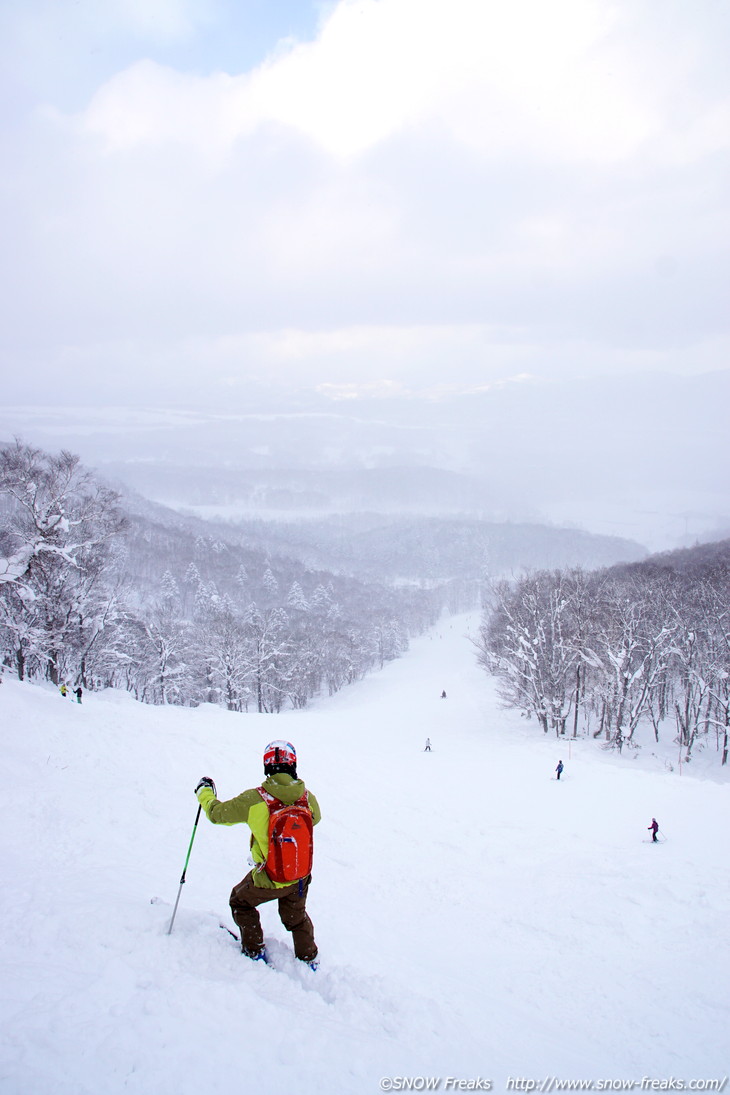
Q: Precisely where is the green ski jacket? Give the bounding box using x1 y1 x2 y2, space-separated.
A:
196 773 321 889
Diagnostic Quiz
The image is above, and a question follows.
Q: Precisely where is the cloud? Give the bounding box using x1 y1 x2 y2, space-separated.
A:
74 0 662 163
68 0 730 169
0 0 728 405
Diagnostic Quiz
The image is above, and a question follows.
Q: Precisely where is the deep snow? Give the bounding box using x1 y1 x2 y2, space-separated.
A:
1 615 728 1095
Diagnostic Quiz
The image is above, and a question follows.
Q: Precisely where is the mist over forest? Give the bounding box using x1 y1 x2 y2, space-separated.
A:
2 430 729 771
0 434 644 709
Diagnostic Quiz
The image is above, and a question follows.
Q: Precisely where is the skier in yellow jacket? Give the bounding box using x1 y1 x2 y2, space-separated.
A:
195 740 321 966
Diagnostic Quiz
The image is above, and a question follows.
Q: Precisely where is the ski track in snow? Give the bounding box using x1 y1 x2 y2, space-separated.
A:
1 615 729 1095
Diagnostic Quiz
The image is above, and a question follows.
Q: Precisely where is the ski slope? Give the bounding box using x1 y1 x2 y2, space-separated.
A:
1 615 728 1095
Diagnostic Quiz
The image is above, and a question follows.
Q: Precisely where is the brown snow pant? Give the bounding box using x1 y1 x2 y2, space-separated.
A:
229 870 317 962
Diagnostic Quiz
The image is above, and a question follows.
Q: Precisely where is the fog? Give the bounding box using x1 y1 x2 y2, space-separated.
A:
1 0 728 551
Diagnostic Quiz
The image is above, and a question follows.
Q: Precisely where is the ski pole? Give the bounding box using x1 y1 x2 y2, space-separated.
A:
167 804 202 935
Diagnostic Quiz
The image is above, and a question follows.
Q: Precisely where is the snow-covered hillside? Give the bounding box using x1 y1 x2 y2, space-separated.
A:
2 616 728 1095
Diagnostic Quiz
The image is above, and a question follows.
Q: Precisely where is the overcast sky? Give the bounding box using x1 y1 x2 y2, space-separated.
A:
1 0 728 409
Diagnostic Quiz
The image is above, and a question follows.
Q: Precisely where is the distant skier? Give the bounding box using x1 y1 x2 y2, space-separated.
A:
74 686 83 704
424 738 432 751
648 818 659 843
440 690 447 699
59 683 67 698
555 760 564 780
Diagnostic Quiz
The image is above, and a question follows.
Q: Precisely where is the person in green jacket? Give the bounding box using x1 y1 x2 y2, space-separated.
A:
195 740 321 966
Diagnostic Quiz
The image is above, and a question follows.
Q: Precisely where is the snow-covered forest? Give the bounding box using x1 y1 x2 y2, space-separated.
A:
0 438 650 717
477 546 730 766
0 441 441 711
5 436 730 770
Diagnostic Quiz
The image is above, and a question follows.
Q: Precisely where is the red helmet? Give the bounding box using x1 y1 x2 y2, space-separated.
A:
263 740 297 768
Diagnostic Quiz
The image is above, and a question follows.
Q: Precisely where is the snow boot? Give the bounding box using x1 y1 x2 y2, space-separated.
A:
245 946 269 964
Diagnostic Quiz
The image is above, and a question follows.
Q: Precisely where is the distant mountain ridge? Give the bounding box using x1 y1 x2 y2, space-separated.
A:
215 512 647 583
616 536 730 579
104 463 521 521
112 482 646 586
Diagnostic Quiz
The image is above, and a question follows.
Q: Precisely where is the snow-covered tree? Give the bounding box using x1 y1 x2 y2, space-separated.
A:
245 604 292 713
0 440 126 683
478 571 578 735
262 566 279 599
477 553 730 765
160 571 181 609
287 581 309 612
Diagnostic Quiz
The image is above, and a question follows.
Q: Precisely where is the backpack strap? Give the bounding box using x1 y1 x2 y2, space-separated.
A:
257 785 277 807
254 787 275 872
257 786 310 811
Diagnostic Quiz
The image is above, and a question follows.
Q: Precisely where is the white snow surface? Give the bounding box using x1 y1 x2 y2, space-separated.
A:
1 615 728 1095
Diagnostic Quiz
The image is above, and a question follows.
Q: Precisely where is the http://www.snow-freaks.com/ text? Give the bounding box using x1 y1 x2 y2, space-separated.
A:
377 1078 728 1093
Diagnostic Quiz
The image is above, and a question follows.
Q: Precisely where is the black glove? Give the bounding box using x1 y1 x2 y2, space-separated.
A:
194 777 217 796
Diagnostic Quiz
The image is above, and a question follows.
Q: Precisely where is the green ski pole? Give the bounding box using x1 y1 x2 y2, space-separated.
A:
167 804 202 935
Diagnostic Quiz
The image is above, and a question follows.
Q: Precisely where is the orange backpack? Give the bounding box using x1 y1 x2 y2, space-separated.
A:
256 787 314 883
